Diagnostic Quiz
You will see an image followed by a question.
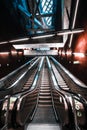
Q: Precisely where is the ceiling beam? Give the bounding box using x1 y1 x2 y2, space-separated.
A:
18 4 43 29
13 43 64 49
69 0 80 47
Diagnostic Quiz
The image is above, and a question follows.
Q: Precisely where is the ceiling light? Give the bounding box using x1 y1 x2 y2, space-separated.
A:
57 29 84 36
0 41 8 44
73 52 85 58
32 34 54 39
9 38 29 43
73 61 80 64
0 52 9 55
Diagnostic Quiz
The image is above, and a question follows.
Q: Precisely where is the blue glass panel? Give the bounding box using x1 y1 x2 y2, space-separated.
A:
41 0 53 26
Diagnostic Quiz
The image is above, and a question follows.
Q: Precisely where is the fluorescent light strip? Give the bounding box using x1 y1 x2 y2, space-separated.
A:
73 52 85 58
57 29 84 36
73 61 80 64
0 41 8 44
72 0 79 29
0 52 9 55
10 72 26 88
32 34 54 39
9 38 29 43
69 0 80 47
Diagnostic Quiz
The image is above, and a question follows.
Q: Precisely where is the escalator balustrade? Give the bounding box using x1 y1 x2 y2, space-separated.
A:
72 96 87 129
0 56 87 130
0 96 10 130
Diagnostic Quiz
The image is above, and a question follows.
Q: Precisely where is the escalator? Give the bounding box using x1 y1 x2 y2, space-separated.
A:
1 56 87 130
50 57 87 130
25 63 61 130
7 56 84 130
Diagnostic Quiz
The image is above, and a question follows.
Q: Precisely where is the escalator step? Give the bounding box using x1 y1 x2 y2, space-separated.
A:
38 100 52 105
38 104 52 107
40 88 50 90
39 96 51 99
40 89 51 92
39 92 51 96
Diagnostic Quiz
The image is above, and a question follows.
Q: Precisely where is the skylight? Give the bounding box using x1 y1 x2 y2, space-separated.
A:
41 0 53 26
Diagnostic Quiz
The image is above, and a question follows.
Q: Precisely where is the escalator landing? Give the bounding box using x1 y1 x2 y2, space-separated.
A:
25 106 61 130
26 123 60 130
31 106 57 124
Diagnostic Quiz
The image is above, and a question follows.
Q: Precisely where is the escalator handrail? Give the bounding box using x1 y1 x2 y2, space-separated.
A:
46 57 74 123
0 57 40 92
46 57 84 130
65 90 87 106
50 56 87 89
0 95 10 102
50 59 87 130
9 71 41 126
50 71 74 126
10 57 44 97
0 95 10 130
51 61 87 129
0 57 38 90
7 58 40 90
9 57 44 126
50 72 81 130
51 60 87 106
0 57 37 81
7 73 41 127
12 57 42 102
46 56 71 104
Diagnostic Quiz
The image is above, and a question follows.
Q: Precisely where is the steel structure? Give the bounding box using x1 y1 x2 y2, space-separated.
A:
17 0 54 34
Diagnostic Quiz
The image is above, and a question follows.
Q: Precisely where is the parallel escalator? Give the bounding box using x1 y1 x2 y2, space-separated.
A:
25 63 61 130
1 56 87 130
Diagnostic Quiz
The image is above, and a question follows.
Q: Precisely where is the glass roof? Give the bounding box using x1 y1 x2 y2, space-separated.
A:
41 0 53 26
13 0 54 35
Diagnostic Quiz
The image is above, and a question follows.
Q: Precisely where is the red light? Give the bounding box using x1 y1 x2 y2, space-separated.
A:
74 32 87 65
58 49 62 55
62 50 66 57
66 49 72 58
73 52 85 58
0 52 9 58
0 52 9 55
74 33 87 54
18 51 23 55
11 50 17 55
